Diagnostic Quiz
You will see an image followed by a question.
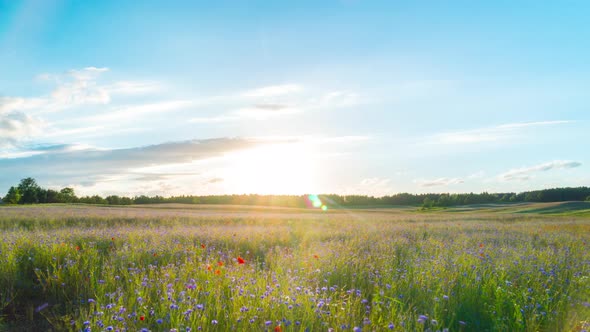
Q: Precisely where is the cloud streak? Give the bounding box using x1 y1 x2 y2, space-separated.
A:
0 138 276 190
428 120 572 145
241 84 303 98
498 160 582 181
415 177 464 187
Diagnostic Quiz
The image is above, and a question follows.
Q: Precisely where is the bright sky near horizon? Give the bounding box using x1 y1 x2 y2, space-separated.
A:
1 1 589 197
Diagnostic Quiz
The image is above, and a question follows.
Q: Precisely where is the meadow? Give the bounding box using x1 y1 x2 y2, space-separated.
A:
0 203 588 331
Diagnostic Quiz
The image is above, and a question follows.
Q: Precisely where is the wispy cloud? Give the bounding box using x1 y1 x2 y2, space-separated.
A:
428 120 572 145
0 138 272 191
344 177 394 196
241 84 303 98
414 177 464 187
9 67 165 116
0 111 45 148
191 89 361 124
81 100 194 123
498 160 582 181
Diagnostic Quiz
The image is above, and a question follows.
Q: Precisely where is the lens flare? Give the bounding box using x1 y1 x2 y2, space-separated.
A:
306 194 328 211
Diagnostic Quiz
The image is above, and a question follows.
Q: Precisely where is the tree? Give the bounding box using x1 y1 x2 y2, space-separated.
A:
45 189 60 203
58 187 77 203
4 186 21 204
18 177 41 204
422 197 434 210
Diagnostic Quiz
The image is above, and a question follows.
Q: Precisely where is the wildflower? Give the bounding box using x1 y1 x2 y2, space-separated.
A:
207 265 212 271
431 319 438 325
201 244 206 249
479 243 484 248
313 254 319 259
140 315 145 321
353 327 361 332
417 315 428 324
212 320 218 325
388 323 395 329
35 303 49 312
237 256 245 264
84 321 90 325
88 299 95 303
215 269 221 275
157 319 163 324
196 304 204 310
274 326 282 332
218 261 223 266
76 246 80 251
443 295 449 300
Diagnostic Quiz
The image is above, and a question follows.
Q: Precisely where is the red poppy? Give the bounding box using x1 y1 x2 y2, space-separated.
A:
313 254 319 259
237 256 245 264
207 265 212 271
201 244 206 249
218 261 223 267
274 326 282 332
153 253 157 257
75 246 80 251
111 237 115 241
479 243 484 248
139 316 145 321
215 269 221 275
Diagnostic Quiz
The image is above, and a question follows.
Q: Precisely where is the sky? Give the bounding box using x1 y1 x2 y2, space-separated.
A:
1 0 589 197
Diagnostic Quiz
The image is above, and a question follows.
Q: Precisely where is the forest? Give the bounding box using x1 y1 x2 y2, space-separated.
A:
3 177 590 208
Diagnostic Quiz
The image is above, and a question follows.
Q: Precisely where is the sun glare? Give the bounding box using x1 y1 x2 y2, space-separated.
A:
222 143 317 195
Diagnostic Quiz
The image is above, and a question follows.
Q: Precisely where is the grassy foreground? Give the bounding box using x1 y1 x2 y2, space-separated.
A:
0 204 588 331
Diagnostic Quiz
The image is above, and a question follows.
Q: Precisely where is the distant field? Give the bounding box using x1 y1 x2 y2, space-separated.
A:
0 204 588 331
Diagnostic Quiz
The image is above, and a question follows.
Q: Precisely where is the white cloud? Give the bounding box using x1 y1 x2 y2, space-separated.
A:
343 177 394 196
415 177 464 187
9 67 164 116
0 138 272 192
105 81 163 95
498 160 582 181
81 100 194 123
427 120 572 145
190 89 361 124
0 97 46 113
0 111 45 148
241 84 303 98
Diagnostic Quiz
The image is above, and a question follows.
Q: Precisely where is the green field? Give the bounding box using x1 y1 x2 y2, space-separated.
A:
0 204 589 331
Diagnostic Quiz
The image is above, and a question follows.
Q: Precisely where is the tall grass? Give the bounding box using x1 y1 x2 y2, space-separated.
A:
0 205 588 331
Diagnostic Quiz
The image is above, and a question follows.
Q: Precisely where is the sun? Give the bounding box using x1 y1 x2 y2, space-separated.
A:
221 143 317 195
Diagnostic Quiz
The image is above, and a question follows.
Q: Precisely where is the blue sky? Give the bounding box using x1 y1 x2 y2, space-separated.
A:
1 0 588 196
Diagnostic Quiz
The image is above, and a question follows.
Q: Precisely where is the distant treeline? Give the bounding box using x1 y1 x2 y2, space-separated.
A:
2 177 590 208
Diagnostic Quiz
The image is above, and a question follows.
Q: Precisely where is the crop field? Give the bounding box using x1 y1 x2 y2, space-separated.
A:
0 204 588 332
